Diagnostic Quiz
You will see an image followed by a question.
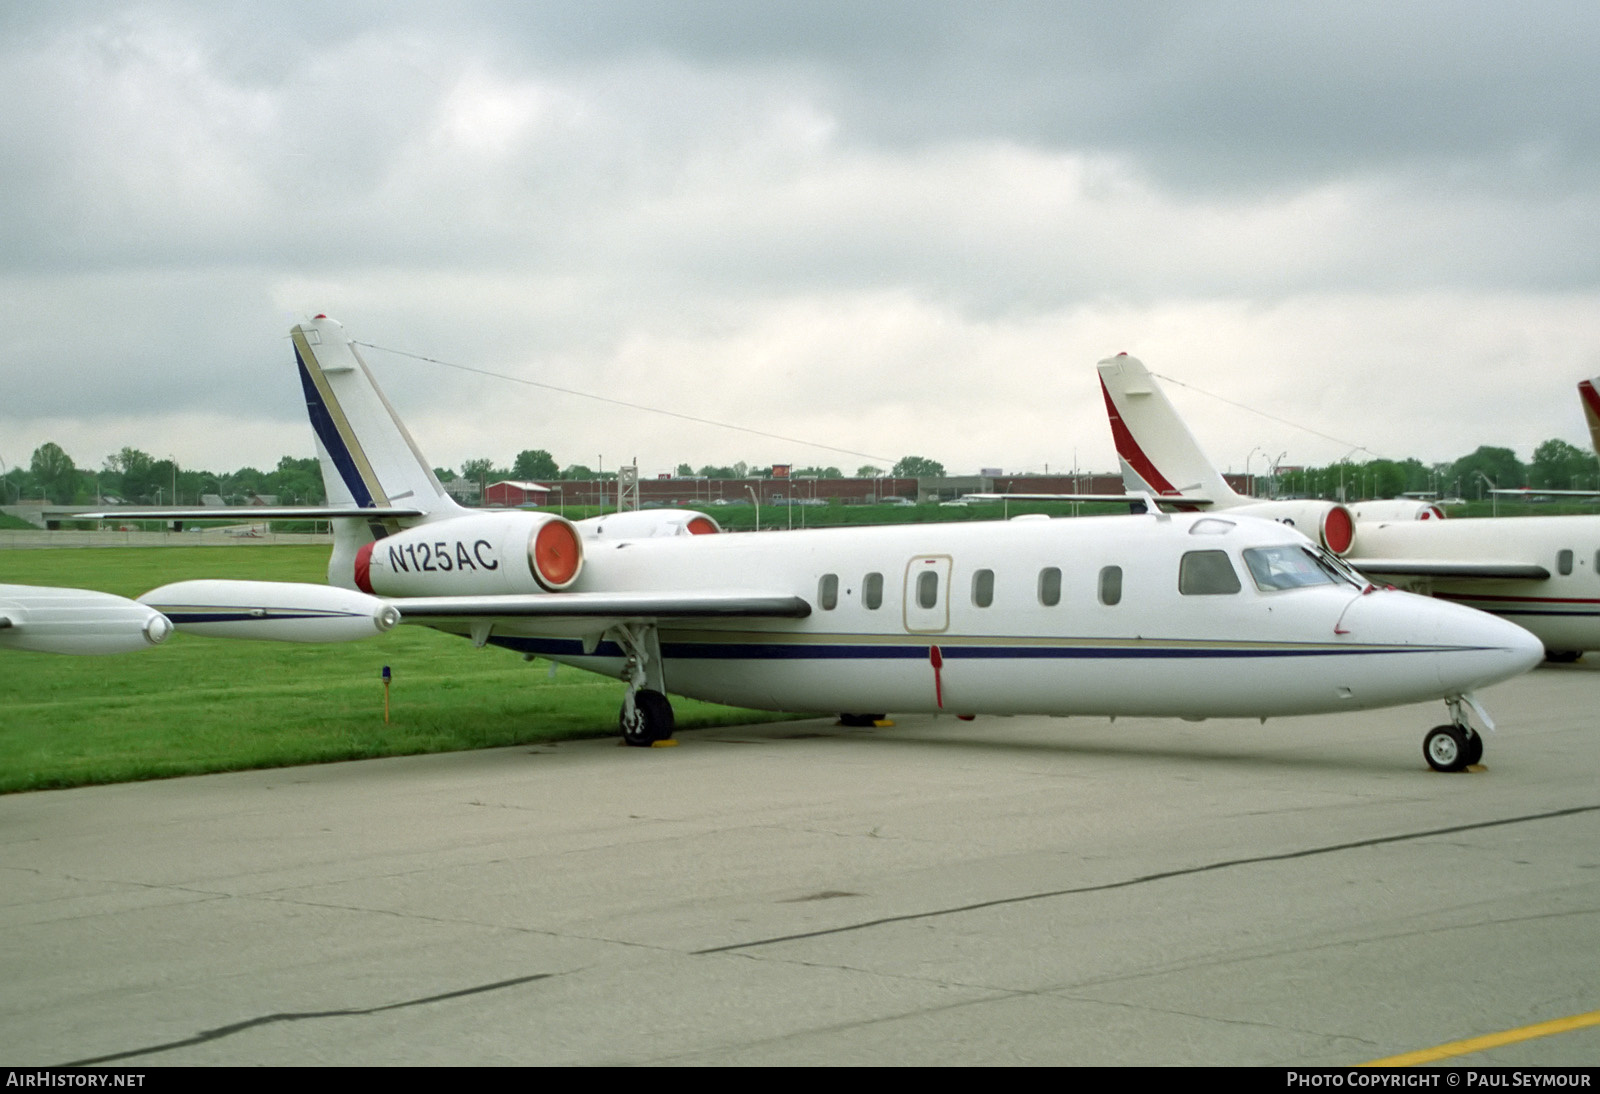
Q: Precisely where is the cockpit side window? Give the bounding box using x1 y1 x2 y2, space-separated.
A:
1243 546 1340 591
1179 550 1242 595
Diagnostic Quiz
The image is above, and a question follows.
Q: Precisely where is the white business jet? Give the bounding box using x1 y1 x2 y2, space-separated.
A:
1098 353 1600 659
0 585 172 655
101 318 1542 772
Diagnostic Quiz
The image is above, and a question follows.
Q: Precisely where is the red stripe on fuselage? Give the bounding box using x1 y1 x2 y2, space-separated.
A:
1435 591 1600 606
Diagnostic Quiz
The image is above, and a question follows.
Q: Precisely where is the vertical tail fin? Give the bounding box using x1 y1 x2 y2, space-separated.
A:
1096 354 1242 507
293 316 460 518
1580 376 1600 458
293 316 463 588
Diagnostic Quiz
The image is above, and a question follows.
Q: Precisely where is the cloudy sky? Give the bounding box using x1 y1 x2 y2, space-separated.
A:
4 1 1600 483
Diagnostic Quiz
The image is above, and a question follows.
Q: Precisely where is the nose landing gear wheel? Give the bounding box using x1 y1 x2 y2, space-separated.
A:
1424 724 1473 772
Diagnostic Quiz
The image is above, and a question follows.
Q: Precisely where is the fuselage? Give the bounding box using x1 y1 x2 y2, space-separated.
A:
1353 516 1600 653
445 512 1542 719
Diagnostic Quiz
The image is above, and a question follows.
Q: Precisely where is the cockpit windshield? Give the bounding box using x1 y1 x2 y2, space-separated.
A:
1243 545 1362 592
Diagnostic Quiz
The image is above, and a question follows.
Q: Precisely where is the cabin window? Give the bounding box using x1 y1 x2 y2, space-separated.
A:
1038 567 1062 607
1558 549 1574 576
1099 565 1122 605
1180 550 1242 595
863 572 883 610
972 568 994 608
818 573 839 611
917 570 939 610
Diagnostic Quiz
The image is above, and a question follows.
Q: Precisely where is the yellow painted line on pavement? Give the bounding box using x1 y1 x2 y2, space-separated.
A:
1363 1008 1600 1066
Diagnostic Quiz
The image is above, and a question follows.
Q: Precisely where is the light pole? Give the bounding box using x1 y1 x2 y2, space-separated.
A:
1476 471 1498 517
746 484 760 532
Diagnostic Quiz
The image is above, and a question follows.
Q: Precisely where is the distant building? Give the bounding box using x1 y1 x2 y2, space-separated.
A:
443 478 480 504
485 480 551 507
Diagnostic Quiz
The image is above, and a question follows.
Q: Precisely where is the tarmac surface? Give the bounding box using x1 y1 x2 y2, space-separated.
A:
2 662 1597 1066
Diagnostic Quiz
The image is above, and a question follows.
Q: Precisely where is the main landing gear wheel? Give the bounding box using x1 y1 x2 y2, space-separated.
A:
621 689 675 747
1423 724 1476 773
837 713 886 727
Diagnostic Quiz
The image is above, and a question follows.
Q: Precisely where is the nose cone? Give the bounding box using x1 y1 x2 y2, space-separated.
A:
1431 600 1545 693
1339 589 1544 698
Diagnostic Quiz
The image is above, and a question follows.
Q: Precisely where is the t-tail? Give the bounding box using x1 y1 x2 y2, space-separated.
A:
1096 353 1240 507
292 315 464 585
1580 375 1600 458
1095 353 1365 556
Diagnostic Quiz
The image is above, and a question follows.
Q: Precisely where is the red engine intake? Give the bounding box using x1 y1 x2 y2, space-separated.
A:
1232 499 1358 556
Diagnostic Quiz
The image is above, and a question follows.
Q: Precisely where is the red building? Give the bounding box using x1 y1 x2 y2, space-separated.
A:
484 480 552 507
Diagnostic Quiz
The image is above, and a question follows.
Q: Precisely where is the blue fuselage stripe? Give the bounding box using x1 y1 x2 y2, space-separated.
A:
164 611 357 623
485 636 1456 661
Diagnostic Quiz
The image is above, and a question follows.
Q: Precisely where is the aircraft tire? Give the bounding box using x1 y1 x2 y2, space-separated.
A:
621 689 675 747
1544 649 1582 663
1423 724 1470 773
837 713 886 727
1461 729 1484 767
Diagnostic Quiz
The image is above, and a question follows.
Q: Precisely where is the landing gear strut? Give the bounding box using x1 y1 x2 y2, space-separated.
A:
1423 695 1487 772
612 622 675 747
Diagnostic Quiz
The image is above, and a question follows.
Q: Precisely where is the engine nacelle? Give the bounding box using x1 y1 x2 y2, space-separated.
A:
0 584 173 656
1230 500 1356 555
139 580 399 643
1348 499 1445 522
355 512 584 597
575 509 722 540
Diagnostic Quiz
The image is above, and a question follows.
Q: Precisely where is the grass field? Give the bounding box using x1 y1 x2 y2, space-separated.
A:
0 546 797 794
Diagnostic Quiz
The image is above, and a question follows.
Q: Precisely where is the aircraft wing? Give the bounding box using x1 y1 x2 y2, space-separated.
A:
80 507 426 520
392 591 813 623
1353 559 1552 581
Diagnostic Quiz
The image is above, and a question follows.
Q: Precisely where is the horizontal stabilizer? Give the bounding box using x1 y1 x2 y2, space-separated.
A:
1488 489 1600 498
966 492 1215 507
1353 560 1552 581
81 507 425 521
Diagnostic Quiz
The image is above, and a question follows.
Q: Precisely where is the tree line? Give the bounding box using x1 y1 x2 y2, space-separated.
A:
7 438 1595 508
444 451 949 495
3 445 325 507
1270 441 1599 500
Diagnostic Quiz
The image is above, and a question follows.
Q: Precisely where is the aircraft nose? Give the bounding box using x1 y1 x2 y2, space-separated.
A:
1340 589 1543 696
1424 597 1544 693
